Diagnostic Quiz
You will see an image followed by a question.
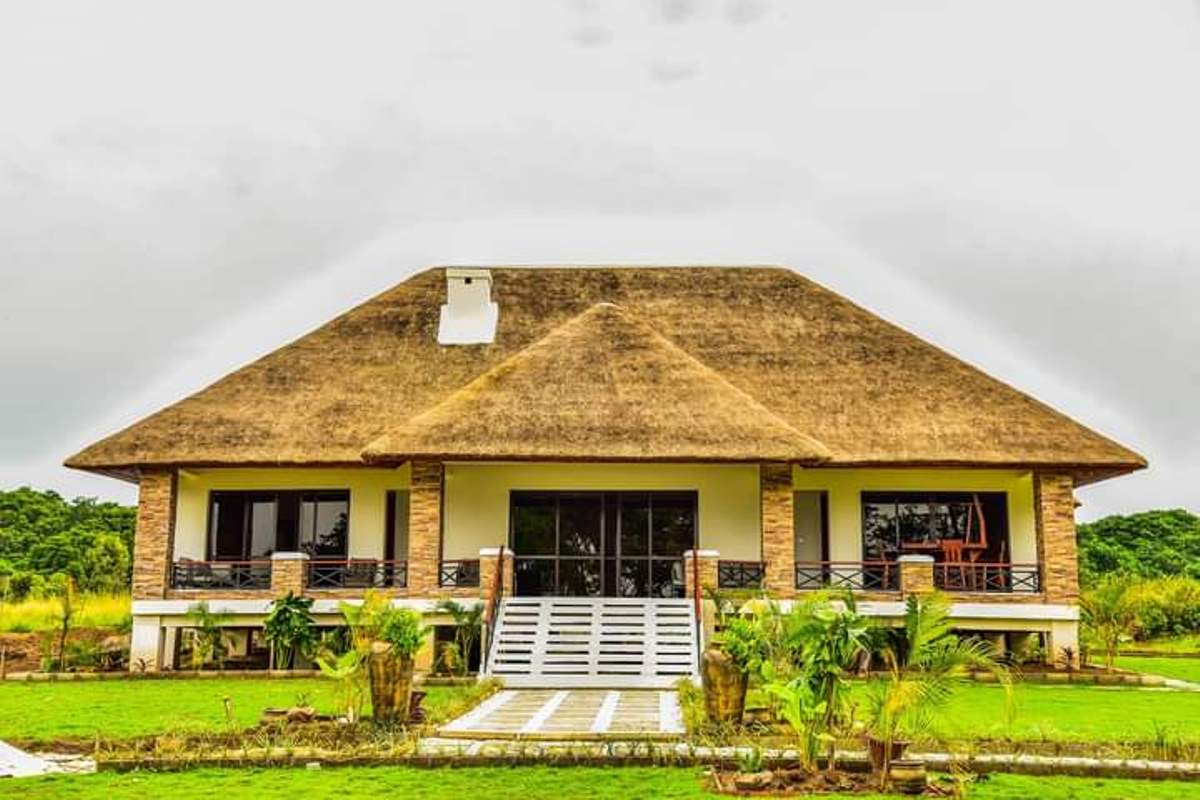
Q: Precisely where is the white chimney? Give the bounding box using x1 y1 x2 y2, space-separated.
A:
438 268 499 345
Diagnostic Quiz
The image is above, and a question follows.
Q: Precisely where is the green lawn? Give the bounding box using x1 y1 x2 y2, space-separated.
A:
1122 635 1200 655
1114 656 1200 684
8 767 1200 799
0 678 482 746
924 682 1200 744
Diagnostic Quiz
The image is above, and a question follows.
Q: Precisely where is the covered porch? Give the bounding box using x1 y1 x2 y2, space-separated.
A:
144 461 1076 604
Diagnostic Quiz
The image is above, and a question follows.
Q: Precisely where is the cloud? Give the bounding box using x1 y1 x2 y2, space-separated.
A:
1 0 1197 522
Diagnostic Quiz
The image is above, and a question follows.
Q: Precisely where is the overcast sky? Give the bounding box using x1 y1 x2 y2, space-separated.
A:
1 1 1197 520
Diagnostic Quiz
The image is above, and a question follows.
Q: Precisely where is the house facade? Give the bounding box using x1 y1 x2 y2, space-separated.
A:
66 266 1144 684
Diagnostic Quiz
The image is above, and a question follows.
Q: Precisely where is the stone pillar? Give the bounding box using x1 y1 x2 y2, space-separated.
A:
129 615 164 672
270 552 309 595
1034 472 1080 604
684 549 721 649
760 463 795 597
683 549 720 598
478 546 515 601
408 461 444 594
132 469 177 600
898 554 935 595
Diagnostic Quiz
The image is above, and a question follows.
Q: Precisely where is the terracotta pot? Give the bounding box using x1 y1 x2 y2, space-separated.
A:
368 644 415 723
700 645 747 724
888 759 927 795
866 737 910 773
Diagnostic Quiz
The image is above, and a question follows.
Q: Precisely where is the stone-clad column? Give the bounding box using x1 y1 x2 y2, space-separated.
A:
760 463 795 597
898 554 935 595
1034 473 1080 604
478 547 515 601
132 468 177 600
408 461 444 594
270 552 309 595
683 550 720 598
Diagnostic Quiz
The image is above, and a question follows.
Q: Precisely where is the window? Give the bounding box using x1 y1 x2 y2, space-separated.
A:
208 490 350 561
510 491 696 597
861 491 1007 562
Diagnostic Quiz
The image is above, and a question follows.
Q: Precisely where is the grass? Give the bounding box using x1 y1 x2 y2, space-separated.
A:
9 767 1200 799
912 682 1200 745
0 677 486 746
1114 655 1200 684
7 676 1196 750
0 593 130 633
1122 634 1200 654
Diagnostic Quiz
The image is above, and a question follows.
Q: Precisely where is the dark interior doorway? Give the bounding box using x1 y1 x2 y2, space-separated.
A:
509 491 697 597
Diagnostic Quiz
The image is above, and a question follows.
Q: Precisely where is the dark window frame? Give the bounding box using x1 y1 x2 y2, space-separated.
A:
859 490 1009 562
205 489 351 562
508 490 698 597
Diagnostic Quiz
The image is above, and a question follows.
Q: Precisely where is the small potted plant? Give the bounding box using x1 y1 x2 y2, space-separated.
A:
368 607 428 723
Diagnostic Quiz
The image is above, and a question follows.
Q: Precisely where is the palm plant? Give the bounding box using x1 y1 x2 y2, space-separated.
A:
434 599 483 674
185 601 233 669
866 592 1012 787
1081 576 1138 669
263 592 316 669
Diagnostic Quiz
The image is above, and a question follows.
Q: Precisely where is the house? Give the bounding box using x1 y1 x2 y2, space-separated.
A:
66 266 1145 684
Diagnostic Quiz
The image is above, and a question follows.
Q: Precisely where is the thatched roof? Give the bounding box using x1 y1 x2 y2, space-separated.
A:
66 266 1146 483
362 303 830 463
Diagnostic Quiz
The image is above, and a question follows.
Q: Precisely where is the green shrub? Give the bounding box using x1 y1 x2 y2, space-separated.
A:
1127 576 1200 640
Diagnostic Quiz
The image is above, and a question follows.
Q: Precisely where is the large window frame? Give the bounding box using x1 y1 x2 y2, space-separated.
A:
860 490 1008 563
206 490 351 561
508 490 697 598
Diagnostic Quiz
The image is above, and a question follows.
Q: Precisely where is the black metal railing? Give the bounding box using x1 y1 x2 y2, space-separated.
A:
171 560 271 590
794 561 900 592
440 559 481 589
305 559 408 589
934 562 1041 594
717 560 766 589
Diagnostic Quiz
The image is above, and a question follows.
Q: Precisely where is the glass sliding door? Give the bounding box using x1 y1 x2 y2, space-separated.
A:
510 490 696 597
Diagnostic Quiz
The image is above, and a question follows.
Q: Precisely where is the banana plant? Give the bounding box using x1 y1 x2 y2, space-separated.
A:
316 648 367 723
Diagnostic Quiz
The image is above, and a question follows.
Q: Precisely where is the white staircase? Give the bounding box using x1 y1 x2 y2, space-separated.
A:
484 597 699 688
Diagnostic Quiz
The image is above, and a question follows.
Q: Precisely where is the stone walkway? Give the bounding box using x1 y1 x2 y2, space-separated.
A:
0 740 51 778
439 689 684 739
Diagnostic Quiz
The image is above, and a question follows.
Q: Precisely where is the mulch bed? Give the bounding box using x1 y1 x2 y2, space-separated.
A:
709 768 958 796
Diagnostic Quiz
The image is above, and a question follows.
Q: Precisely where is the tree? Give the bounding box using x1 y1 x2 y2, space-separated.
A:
50 573 79 672
1078 510 1200 584
1080 576 1138 669
0 488 135 598
81 534 130 594
263 592 316 669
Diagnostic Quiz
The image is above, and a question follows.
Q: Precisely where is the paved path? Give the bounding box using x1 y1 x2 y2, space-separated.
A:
0 740 51 778
439 689 684 739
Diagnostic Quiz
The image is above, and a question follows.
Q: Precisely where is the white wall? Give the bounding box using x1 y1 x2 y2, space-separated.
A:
791 467 1038 564
173 466 411 560
441 462 762 560
170 464 1039 568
